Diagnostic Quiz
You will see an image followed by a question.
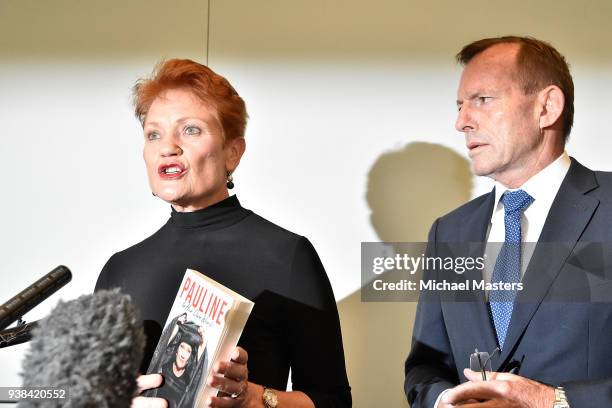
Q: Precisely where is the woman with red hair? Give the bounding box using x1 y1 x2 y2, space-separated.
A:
95 59 351 408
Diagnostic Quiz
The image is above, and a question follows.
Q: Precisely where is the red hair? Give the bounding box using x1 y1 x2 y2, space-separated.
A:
133 59 248 141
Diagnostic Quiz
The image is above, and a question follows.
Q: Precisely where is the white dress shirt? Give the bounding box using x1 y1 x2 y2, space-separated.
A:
483 152 571 285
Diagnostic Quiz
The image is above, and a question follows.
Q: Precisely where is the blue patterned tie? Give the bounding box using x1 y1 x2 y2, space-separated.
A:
490 189 534 350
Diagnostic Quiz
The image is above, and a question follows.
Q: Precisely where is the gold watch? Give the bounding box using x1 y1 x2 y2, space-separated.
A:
262 387 279 408
553 386 570 408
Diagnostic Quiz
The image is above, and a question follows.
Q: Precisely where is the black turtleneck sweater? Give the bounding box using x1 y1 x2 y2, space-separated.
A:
95 195 351 407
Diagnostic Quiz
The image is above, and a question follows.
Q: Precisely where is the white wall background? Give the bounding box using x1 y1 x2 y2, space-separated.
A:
1 1 611 407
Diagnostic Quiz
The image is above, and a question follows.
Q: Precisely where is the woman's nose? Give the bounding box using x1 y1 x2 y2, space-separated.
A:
159 137 182 157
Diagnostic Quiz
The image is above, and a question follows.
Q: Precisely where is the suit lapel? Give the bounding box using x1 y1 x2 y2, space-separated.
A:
497 159 600 366
445 189 498 358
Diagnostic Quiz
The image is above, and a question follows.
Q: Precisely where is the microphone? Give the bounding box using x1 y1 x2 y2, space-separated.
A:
0 265 72 331
19 289 145 407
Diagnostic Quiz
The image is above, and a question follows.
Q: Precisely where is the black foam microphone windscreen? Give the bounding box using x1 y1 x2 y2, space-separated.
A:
18 289 145 408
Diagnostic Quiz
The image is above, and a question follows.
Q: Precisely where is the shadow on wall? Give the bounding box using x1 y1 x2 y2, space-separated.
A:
338 142 472 408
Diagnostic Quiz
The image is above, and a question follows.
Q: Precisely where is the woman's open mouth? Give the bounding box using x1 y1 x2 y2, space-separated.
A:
158 163 186 179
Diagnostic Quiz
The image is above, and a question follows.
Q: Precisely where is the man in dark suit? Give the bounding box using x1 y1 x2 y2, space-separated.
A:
404 36 612 408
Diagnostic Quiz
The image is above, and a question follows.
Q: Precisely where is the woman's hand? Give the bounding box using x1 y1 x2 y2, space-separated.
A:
207 347 261 407
206 347 315 408
131 374 168 408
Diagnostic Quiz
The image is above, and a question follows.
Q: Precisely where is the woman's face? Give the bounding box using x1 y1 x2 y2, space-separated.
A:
143 88 244 212
175 341 192 369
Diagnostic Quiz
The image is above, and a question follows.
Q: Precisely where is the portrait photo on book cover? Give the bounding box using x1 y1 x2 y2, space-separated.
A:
145 312 209 408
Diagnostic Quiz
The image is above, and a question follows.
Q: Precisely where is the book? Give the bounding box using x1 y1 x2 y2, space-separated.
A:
145 269 254 408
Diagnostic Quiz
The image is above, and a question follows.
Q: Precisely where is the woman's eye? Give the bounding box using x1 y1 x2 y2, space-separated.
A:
184 126 201 135
147 131 160 141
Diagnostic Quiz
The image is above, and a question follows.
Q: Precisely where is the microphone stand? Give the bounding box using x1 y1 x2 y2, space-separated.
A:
0 318 39 349
0 318 38 404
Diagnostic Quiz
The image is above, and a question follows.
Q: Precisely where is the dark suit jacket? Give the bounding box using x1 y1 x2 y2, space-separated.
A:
404 158 612 408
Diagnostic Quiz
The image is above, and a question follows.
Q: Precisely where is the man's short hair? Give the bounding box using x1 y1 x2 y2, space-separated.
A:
456 36 574 142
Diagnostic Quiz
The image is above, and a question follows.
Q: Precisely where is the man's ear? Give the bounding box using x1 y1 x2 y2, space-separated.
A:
225 137 246 173
537 85 565 129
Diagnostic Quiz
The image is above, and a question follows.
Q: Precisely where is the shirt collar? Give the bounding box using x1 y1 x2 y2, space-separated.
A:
492 151 571 213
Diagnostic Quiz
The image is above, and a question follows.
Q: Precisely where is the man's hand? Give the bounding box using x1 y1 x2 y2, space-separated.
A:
131 374 168 408
207 347 259 408
439 369 555 407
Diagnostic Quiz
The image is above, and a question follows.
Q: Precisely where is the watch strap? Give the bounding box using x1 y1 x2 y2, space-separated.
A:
262 387 279 408
553 386 570 408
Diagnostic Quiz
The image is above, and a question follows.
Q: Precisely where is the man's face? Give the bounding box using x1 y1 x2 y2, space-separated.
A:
455 43 543 186
175 341 193 369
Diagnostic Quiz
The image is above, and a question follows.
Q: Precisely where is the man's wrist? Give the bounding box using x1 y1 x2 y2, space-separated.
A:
434 388 451 408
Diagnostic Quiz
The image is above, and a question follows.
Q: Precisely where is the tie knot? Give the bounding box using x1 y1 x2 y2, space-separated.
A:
501 189 534 214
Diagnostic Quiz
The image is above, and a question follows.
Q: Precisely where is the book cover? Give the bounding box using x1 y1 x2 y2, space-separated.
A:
145 269 254 408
